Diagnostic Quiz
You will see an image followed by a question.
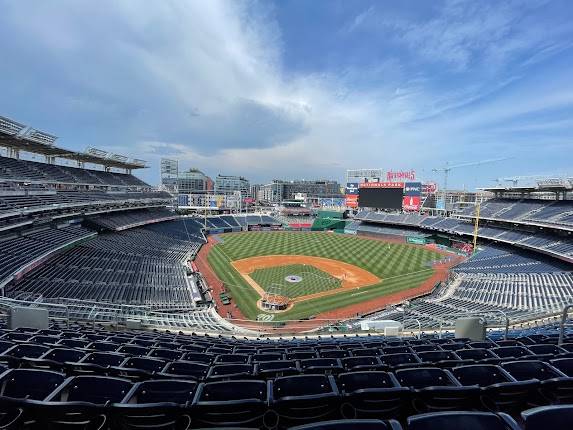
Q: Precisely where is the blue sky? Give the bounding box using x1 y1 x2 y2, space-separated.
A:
0 0 572 188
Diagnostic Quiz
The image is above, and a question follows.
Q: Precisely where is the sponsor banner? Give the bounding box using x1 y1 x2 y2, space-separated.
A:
402 195 421 211
243 197 255 204
386 170 415 182
345 194 358 208
359 181 404 189
423 182 438 193
404 182 422 196
407 236 427 245
345 182 359 195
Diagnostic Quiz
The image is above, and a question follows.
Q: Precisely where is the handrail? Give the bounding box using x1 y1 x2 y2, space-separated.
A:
402 318 422 339
558 304 573 345
437 310 510 340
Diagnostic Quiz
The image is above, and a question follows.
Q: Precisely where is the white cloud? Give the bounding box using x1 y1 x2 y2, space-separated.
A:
0 0 572 188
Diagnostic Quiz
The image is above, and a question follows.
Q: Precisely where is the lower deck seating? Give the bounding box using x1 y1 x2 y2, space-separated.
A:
5 220 204 307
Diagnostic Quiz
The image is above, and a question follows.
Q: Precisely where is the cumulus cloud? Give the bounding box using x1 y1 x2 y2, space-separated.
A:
0 0 572 187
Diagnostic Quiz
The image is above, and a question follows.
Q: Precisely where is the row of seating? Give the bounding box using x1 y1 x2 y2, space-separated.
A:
0 154 149 187
5 221 204 307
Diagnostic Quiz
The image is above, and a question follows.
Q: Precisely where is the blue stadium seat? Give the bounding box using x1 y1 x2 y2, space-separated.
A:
451 364 536 413
341 356 386 372
395 367 479 413
256 360 300 378
521 405 573 430
160 361 210 380
192 380 270 428
287 419 403 429
207 364 253 380
299 358 344 375
271 374 339 428
337 371 410 419
379 353 423 370
0 368 65 400
407 411 520 430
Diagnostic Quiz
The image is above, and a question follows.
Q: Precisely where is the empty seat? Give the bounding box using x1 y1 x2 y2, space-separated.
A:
287 419 403 429
271 374 339 428
256 360 300 378
521 405 573 430
452 364 536 413
192 380 270 428
337 371 409 419
45 375 132 404
492 346 532 359
395 367 478 413
147 348 182 361
379 353 422 369
0 368 65 400
408 411 520 430
299 358 344 375
121 379 197 404
502 360 573 404
341 356 385 372
207 364 253 380
160 361 209 380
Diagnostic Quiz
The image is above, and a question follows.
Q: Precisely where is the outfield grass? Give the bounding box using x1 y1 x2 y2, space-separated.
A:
251 264 341 298
207 231 440 321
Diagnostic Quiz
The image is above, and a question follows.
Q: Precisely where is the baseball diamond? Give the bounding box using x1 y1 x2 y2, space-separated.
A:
251 264 341 298
205 231 445 321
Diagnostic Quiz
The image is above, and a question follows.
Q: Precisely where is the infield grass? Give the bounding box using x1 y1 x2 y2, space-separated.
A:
251 264 341 298
207 231 441 320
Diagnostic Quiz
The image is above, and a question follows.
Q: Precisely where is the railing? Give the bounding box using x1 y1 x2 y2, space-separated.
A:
558 304 573 345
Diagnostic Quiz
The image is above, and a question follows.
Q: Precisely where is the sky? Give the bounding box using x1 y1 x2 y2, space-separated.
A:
0 0 572 189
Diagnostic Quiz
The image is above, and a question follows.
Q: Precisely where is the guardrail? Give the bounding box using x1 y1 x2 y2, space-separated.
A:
558 304 573 345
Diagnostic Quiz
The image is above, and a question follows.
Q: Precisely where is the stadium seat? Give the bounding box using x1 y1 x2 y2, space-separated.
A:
207 364 253 380
270 374 340 428
502 360 573 404
521 405 573 430
337 371 410 419
407 411 520 430
451 364 536 412
341 356 386 372
287 419 403 429
550 357 573 376
0 368 65 400
256 360 300 378
299 358 344 375
380 353 423 370
160 361 210 380
121 379 197 404
395 367 479 412
192 380 271 428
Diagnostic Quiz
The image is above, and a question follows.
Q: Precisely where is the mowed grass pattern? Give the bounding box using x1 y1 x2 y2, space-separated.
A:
251 264 341 298
207 232 441 320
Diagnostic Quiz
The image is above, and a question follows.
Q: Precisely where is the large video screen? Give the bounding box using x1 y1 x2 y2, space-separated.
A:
358 187 403 209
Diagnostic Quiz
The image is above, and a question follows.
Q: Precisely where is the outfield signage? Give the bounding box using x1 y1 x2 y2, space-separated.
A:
407 236 427 245
403 181 422 211
359 182 404 189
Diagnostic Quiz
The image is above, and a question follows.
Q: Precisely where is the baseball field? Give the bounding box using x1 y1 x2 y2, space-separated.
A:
202 231 444 322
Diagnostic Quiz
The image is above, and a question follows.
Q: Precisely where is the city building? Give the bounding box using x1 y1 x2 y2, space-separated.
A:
214 174 250 197
259 179 342 203
177 168 210 194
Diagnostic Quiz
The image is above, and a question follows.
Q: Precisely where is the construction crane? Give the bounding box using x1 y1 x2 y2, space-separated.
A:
432 157 510 211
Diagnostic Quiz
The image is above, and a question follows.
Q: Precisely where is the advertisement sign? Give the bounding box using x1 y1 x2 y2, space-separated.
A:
404 182 422 196
423 182 438 194
386 170 415 182
345 194 358 208
407 236 427 245
359 182 404 189
402 195 421 211
345 182 359 194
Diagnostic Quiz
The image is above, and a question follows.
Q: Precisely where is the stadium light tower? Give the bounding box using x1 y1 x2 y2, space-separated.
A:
432 157 510 211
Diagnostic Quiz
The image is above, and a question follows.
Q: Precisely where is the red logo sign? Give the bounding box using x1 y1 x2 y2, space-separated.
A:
402 195 421 211
387 170 415 182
